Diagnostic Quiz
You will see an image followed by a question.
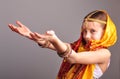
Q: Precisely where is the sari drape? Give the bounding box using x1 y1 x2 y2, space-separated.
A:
57 10 117 79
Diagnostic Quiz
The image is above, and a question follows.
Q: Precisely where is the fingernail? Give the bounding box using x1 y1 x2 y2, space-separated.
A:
8 24 11 26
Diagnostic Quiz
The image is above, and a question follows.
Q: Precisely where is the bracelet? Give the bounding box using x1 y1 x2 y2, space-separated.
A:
57 44 69 57
57 44 72 58
64 48 72 58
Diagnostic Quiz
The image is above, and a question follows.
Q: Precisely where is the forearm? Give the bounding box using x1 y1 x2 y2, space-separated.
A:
51 36 68 53
34 30 71 58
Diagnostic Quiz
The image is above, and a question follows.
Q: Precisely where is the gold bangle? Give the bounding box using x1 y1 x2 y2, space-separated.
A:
57 44 71 58
57 44 69 57
64 48 72 58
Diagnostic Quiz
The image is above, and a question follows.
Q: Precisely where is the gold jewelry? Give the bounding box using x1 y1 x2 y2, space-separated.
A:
57 44 72 58
85 18 106 24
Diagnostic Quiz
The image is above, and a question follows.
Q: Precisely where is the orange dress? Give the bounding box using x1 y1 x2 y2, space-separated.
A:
57 10 117 79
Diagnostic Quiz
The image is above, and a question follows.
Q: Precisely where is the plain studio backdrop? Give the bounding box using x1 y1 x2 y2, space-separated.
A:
0 0 119 79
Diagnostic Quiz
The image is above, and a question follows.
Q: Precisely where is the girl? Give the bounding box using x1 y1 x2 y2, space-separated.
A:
8 10 117 79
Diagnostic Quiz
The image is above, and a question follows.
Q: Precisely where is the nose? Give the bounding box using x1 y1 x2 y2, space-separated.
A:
84 32 91 42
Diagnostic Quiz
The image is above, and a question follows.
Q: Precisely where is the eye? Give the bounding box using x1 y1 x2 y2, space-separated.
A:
83 29 87 34
90 29 96 33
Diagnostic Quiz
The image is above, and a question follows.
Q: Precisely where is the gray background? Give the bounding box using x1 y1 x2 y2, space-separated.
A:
0 0 119 79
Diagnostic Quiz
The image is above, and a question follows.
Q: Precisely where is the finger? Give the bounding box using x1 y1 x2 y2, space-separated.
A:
46 30 55 36
16 21 25 27
34 32 47 40
9 24 22 34
8 24 17 32
30 33 44 41
35 32 51 40
34 32 41 38
30 33 38 40
30 33 41 40
8 24 14 30
30 33 35 38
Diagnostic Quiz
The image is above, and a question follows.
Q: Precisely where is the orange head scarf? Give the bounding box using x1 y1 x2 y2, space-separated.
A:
57 10 117 79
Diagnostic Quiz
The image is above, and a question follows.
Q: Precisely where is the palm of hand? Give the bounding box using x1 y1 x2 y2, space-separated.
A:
8 21 33 39
16 26 32 38
30 30 56 46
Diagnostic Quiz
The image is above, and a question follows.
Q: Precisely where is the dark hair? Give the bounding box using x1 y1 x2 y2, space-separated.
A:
84 10 107 22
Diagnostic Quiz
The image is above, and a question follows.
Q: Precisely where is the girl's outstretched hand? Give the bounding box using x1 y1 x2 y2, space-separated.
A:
8 21 33 39
30 30 57 48
30 30 56 42
8 21 58 49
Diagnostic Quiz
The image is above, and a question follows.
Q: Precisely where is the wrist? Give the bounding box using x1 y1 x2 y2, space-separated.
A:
57 44 72 58
49 34 58 44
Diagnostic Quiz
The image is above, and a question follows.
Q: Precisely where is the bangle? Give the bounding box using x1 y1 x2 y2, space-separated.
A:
57 44 69 57
57 44 72 58
64 48 72 58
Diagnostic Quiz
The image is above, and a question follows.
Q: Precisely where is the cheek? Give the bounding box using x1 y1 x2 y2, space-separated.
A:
93 36 101 40
93 33 103 40
82 33 86 39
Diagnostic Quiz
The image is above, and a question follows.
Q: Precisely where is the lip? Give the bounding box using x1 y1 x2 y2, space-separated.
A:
85 39 89 43
85 39 92 44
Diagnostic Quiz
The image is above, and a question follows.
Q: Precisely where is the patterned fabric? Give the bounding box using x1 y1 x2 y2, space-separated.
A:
57 10 117 79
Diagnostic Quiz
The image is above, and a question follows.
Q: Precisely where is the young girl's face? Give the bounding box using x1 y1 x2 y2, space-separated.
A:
82 21 105 44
